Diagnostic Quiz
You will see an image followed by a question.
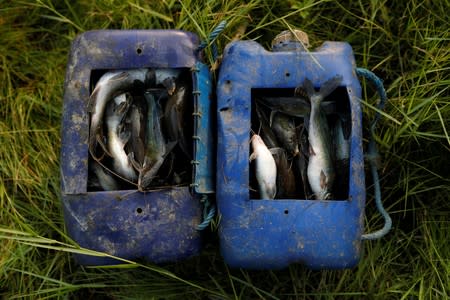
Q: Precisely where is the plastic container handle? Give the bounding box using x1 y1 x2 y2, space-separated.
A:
356 67 392 240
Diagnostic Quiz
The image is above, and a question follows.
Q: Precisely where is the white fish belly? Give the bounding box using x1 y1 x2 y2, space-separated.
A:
254 148 277 199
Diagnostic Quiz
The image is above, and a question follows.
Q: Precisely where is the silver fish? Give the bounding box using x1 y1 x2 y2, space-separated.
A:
90 160 119 191
163 78 192 159
126 96 147 167
105 93 137 182
250 134 277 199
136 92 175 191
334 116 350 162
304 75 342 200
333 116 350 196
88 68 155 160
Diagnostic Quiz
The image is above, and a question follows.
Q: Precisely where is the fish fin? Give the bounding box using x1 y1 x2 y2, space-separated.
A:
249 152 257 162
320 170 327 189
309 144 316 156
318 75 343 99
302 78 316 98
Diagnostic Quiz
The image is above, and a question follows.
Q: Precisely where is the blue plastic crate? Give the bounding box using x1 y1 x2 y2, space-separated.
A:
60 30 214 265
216 33 366 269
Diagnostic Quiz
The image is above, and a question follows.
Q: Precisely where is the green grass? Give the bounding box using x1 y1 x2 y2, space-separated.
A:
1 0 449 299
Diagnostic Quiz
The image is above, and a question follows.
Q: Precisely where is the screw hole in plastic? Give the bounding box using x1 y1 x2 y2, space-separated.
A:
136 47 143 55
136 207 143 214
284 209 289 215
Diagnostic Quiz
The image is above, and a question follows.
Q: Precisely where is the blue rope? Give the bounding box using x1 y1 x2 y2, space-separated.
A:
196 195 216 231
356 67 392 240
197 20 227 61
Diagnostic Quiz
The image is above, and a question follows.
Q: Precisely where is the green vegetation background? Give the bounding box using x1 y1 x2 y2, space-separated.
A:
0 0 448 299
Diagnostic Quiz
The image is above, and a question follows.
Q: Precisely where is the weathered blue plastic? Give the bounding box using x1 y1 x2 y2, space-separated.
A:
192 62 215 194
216 40 366 269
60 30 214 265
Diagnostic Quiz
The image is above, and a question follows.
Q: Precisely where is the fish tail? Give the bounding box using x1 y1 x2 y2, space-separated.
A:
302 75 343 105
317 75 343 100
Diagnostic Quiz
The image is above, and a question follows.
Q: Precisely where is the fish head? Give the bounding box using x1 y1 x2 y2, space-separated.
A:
250 134 264 146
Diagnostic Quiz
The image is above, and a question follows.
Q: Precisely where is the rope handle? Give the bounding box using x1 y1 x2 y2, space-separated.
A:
196 20 227 62
196 195 216 231
356 68 392 240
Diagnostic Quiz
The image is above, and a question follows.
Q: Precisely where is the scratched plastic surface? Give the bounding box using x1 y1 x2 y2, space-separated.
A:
61 30 213 265
216 40 366 269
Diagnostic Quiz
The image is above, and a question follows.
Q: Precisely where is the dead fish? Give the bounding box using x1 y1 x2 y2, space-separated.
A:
249 134 277 199
88 68 155 160
255 103 279 149
333 116 350 195
296 124 311 199
303 75 343 200
163 78 192 159
125 96 147 167
270 147 297 198
105 93 137 182
271 113 299 156
135 92 176 190
257 96 336 125
90 160 119 191
334 116 350 162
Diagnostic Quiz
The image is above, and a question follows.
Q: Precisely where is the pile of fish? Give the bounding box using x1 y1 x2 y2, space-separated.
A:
250 75 351 200
88 68 193 191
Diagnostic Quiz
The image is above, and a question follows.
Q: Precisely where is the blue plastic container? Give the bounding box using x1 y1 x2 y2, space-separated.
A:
60 30 214 265
216 32 366 269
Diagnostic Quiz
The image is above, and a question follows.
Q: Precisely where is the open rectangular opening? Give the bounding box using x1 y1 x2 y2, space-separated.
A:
249 83 351 200
87 68 193 192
